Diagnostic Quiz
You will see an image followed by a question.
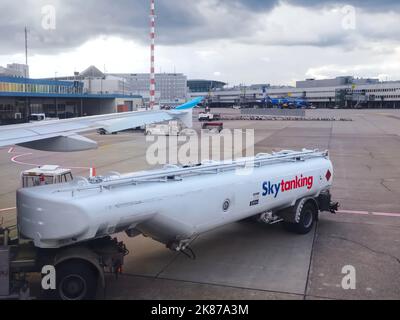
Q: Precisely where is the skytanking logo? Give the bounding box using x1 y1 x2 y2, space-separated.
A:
263 175 314 198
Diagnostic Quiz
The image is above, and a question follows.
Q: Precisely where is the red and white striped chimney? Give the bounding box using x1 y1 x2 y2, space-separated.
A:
149 0 156 109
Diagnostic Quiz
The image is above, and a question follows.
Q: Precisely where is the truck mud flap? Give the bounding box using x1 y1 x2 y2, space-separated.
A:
317 191 339 214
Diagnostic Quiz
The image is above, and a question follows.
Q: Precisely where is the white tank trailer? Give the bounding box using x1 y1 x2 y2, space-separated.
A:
17 149 339 250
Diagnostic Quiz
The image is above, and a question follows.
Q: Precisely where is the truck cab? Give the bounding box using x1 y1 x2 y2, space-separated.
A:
2 165 126 300
21 165 73 188
145 121 182 136
198 112 221 122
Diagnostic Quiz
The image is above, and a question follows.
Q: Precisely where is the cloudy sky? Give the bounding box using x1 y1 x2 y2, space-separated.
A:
1 0 400 85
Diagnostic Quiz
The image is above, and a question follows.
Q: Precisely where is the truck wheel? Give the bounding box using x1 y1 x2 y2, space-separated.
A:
55 260 98 300
283 202 317 235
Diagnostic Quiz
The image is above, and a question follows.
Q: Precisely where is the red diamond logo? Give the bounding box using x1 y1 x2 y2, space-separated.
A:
326 170 332 181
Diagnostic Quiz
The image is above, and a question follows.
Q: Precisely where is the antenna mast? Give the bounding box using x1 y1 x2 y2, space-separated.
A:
25 26 28 77
149 0 156 109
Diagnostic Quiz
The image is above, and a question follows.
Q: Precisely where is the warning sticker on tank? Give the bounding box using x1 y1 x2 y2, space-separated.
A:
250 192 260 206
250 200 259 206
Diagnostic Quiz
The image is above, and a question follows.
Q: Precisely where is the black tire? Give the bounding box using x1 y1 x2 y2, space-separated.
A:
283 202 317 235
53 260 98 300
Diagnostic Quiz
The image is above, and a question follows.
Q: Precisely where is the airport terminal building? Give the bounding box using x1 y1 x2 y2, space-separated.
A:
190 76 400 109
50 66 188 106
109 72 188 106
0 76 143 125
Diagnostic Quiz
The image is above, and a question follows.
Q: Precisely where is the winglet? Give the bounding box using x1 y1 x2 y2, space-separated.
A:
175 97 204 110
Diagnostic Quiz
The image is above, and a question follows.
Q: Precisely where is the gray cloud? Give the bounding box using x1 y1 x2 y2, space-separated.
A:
237 0 400 9
0 0 206 54
291 0 400 10
0 0 399 56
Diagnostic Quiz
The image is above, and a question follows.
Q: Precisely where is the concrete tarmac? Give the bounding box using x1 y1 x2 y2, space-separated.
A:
1 109 399 300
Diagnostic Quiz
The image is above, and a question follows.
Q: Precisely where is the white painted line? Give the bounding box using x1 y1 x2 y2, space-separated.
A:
69 165 92 170
0 207 16 213
337 210 369 215
372 212 400 217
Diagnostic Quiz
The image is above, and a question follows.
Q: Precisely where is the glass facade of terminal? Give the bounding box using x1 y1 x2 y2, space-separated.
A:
0 76 143 125
0 77 84 95
188 80 227 93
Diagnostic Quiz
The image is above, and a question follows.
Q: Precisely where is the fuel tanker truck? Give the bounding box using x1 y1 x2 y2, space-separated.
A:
1 149 338 300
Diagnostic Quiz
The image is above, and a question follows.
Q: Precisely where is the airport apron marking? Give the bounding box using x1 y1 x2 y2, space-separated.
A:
6 147 92 171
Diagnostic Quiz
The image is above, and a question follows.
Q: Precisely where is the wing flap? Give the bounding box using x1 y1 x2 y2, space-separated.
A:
18 134 98 152
0 130 68 148
97 111 173 133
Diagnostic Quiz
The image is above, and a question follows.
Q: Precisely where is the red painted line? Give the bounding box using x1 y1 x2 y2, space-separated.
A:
337 210 369 215
6 147 91 172
372 212 400 217
337 210 400 218
11 153 35 166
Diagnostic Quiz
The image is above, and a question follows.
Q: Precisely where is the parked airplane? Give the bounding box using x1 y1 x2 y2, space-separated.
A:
265 96 309 109
0 97 204 152
261 87 309 109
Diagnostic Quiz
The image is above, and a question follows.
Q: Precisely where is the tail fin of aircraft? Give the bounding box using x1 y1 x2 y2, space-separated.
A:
175 97 204 110
262 86 268 101
261 87 274 105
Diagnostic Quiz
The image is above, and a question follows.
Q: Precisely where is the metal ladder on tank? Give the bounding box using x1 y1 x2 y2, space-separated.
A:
54 149 329 195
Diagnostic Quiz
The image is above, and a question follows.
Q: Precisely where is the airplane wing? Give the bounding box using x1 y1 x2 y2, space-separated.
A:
0 97 204 152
